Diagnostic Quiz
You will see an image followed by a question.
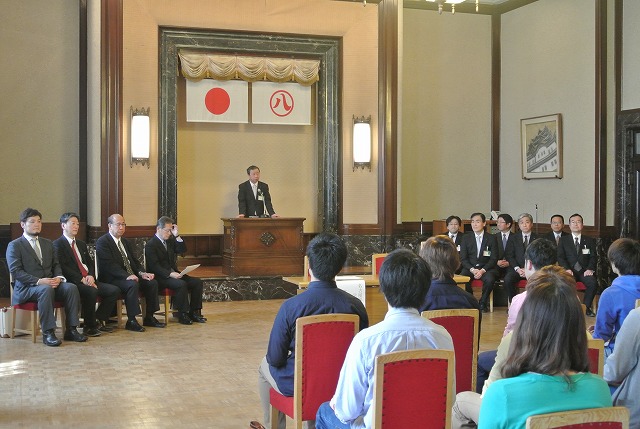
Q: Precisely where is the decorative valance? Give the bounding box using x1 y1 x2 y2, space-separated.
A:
178 51 320 86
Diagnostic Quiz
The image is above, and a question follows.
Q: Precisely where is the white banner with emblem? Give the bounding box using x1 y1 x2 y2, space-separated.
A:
251 81 312 125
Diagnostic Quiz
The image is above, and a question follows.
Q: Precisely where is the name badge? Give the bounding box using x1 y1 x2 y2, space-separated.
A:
483 250 491 257
582 248 590 255
457 245 461 252
258 196 264 201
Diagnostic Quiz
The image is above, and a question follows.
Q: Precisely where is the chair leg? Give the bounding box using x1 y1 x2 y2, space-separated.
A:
10 308 16 339
116 300 123 329
270 406 279 429
32 311 38 343
164 294 170 326
489 291 494 313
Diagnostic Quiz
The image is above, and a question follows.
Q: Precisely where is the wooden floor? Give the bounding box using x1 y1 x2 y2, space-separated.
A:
0 297 510 428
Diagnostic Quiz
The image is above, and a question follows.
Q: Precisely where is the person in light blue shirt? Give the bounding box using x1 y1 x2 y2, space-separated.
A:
316 248 454 429
478 266 612 429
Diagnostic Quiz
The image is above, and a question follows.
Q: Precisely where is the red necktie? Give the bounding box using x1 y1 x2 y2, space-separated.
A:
71 240 89 277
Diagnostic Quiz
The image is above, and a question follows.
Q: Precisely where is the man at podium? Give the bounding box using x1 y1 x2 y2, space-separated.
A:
237 165 278 218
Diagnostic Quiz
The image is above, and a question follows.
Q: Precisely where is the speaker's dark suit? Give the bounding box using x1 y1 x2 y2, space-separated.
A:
6 235 81 332
543 230 569 246
144 235 203 314
459 232 499 307
53 235 119 328
504 232 538 300
238 180 275 217
95 233 159 320
557 234 598 308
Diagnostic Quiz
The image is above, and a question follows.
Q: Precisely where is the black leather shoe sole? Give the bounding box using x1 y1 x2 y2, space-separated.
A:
64 331 88 342
125 321 146 332
83 328 102 337
143 318 166 328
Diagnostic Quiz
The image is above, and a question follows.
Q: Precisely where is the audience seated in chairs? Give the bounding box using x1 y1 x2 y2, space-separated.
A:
315 249 454 429
418 235 480 313
591 238 640 357
604 307 640 428
476 266 612 428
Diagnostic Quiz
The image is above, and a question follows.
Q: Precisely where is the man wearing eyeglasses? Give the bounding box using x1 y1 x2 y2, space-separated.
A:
144 216 205 325
95 214 165 331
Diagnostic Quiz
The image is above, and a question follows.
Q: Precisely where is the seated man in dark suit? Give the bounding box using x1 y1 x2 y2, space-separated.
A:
6 207 87 346
504 213 537 301
95 213 165 332
53 212 120 337
445 215 464 249
460 212 499 312
557 213 597 316
494 213 515 281
543 214 568 246
254 233 369 429
237 165 278 218
144 216 205 325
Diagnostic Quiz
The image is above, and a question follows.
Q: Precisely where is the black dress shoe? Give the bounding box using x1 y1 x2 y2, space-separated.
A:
188 311 207 323
178 313 193 325
42 329 62 347
143 317 166 328
98 321 114 333
125 319 146 332
64 327 88 342
83 327 102 337
586 307 596 317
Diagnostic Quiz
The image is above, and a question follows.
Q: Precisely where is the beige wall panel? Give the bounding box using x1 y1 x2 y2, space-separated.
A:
122 0 379 231
402 9 492 223
622 0 640 110
500 0 596 225
0 1 78 224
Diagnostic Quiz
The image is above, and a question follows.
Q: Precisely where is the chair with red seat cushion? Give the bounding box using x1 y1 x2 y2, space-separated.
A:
371 349 455 429
269 314 359 429
525 406 629 429
371 253 388 276
422 309 479 393
587 338 604 376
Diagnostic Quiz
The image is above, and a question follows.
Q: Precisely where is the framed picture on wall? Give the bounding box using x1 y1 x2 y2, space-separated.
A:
521 113 562 179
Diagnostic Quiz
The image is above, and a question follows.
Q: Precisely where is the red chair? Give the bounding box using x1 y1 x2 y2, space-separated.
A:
517 279 527 290
587 338 604 376
421 309 479 393
470 279 493 312
371 349 455 429
269 314 359 429
525 406 629 429
371 253 388 276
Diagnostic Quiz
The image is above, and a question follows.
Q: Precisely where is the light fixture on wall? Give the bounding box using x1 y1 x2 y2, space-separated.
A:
425 0 479 14
353 115 372 172
130 106 150 168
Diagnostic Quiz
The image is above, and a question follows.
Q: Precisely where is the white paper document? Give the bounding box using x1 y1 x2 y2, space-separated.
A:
179 264 201 276
335 276 366 307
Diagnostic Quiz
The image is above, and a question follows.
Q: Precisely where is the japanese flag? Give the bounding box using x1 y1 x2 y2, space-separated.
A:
251 81 312 125
186 79 248 123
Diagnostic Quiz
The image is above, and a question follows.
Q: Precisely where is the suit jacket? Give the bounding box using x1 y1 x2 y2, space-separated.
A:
543 230 569 246
494 231 516 261
460 232 498 272
557 234 597 273
144 235 187 279
506 232 538 270
238 180 275 217
53 236 95 285
95 233 144 283
6 236 63 304
446 233 463 249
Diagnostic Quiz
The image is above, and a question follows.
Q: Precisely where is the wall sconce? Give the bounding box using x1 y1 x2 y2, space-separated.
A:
130 106 150 168
353 115 372 171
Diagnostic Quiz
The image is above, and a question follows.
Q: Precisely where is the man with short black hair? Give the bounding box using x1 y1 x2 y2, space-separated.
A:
315 249 454 429
53 212 119 336
445 215 463 248
255 233 368 429
7 208 87 346
543 214 568 246
238 165 277 218
504 213 537 301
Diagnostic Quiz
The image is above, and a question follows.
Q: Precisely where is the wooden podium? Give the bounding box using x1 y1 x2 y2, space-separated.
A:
221 217 306 276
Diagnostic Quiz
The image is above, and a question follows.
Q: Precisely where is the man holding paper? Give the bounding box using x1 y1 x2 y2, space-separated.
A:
144 216 206 325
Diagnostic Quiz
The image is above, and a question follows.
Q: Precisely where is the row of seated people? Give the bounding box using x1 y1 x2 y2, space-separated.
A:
252 232 639 429
444 212 598 315
6 207 206 347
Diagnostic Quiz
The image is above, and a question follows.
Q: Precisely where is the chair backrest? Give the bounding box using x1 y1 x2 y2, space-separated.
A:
371 253 388 276
293 313 359 422
525 406 629 429
587 338 605 376
421 309 479 393
636 299 640 309
303 255 310 280
371 349 455 429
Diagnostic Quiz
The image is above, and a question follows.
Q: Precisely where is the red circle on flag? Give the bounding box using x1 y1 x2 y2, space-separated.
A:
205 88 230 115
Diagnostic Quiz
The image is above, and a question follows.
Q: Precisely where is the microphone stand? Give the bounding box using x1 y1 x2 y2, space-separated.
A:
258 188 269 218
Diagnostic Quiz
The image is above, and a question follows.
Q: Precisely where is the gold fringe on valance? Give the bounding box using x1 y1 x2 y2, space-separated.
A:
178 51 320 86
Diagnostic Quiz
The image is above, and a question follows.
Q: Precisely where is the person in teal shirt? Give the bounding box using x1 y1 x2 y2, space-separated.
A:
479 266 612 429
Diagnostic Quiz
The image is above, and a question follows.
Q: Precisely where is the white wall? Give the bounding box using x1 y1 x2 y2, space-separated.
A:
500 0 596 225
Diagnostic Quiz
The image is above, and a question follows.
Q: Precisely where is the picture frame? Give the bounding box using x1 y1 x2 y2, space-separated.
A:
521 113 562 179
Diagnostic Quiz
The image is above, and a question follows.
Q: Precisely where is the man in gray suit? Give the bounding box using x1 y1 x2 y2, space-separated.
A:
6 208 87 346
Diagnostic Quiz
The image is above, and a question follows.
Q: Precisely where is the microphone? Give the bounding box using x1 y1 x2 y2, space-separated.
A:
535 204 539 236
258 188 268 218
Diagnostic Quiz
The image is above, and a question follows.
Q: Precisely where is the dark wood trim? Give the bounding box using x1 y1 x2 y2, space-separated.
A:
101 0 123 230
594 0 607 230
342 224 384 235
79 0 88 220
378 0 399 237
119 225 155 238
491 14 501 210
